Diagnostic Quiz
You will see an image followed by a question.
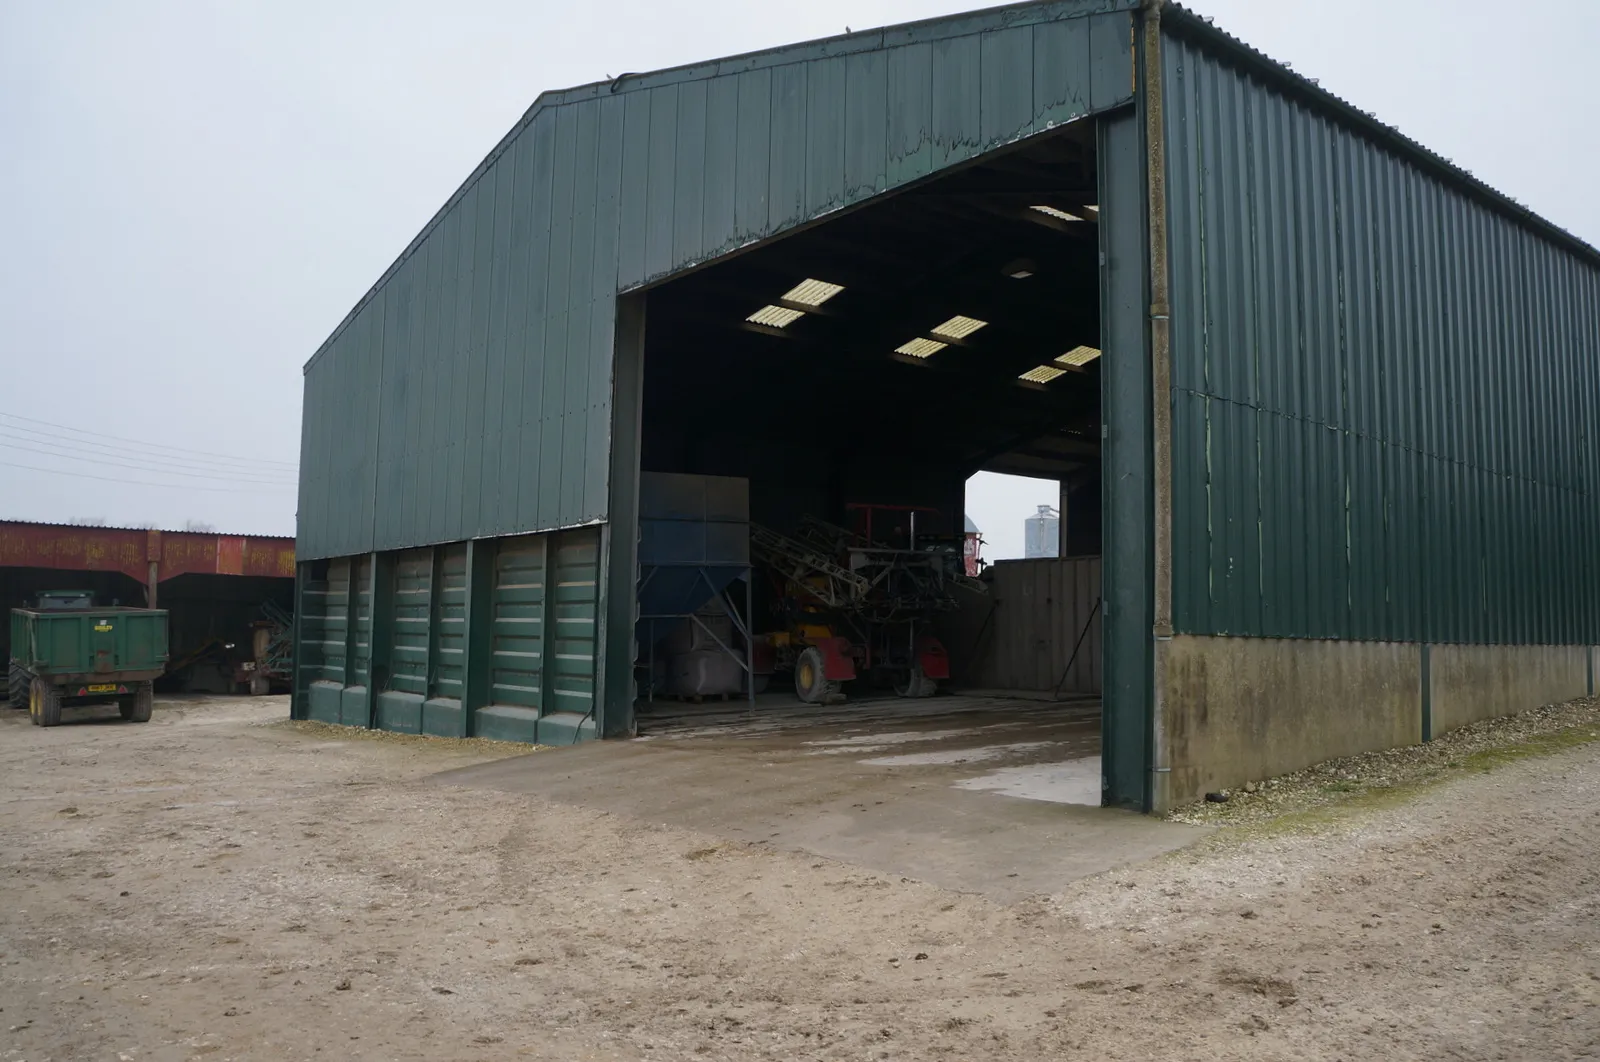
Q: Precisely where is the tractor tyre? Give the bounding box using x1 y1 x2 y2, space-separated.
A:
794 647 841 705
30 676 62 727
8 664 29 709
894 667 939 699
120 682 154 723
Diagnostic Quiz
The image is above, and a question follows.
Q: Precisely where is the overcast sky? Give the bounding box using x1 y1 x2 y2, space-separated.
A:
2 0 1595 549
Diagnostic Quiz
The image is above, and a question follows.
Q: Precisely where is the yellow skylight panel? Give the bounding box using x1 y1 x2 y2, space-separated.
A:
747 305 804 328
930 316 988 340
895 338 948 359
782 278 845 308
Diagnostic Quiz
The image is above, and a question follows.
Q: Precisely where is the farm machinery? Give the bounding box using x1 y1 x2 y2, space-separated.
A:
751 504 986 704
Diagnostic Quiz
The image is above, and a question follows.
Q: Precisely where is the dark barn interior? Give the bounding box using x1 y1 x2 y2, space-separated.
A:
641 123 1105 544
636 122 1108 711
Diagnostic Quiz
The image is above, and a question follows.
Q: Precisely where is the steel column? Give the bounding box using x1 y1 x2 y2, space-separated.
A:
365 551 396 729
459 538 495 737
341 559 360 694
1139 0 1173 812
425 545 443 701
596 293 646 738
1098 106 1155 811
291 562 309 720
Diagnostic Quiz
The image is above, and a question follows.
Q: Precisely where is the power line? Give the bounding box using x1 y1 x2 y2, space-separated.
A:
0 410 299 470
0 428 300 483
0 458 297 493
0 438 297 485
0 422 300 477
0 414 300 472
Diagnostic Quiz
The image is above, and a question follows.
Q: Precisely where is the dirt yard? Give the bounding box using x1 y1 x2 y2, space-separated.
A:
3 696 1598 1061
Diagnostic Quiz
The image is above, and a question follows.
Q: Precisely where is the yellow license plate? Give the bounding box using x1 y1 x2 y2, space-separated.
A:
86 683 118 694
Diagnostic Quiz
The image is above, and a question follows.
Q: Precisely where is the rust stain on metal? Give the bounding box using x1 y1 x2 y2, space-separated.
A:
0 521 294 583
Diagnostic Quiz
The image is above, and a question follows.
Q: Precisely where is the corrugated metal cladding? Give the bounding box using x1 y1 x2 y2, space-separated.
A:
1162 24 1600 646
296 0 1138 561
297 528 600 742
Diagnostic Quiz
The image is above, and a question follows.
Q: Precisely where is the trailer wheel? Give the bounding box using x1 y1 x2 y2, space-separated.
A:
894 667 938 699
30 676 62 727
120 682 154 723
8 664 29 709
794 647 840 705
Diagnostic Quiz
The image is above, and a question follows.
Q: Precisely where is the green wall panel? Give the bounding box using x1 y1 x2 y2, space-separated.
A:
547 528 600 717
489 535 548 709
297 562 346 687
1162 24 1600 645
389 549 432 695
350 556 373 685
297 0 1138 560
431 544 468 701
304 528 601 744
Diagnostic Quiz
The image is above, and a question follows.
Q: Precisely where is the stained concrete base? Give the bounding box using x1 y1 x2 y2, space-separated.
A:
1430 644 1592 734
1163 636 1420 807
1160 635 1597 809
434 694 1203 902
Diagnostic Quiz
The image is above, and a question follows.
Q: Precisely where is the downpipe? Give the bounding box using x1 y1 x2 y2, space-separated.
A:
1140 0 1174 813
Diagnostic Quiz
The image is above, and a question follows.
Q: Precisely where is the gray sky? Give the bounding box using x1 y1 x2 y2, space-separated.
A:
2 0 1595 547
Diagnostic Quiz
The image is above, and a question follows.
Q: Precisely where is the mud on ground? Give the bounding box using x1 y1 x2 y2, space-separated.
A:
2 695 1597 1061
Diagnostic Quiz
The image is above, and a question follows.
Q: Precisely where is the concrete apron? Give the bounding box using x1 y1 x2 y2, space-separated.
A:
433 694 1204 903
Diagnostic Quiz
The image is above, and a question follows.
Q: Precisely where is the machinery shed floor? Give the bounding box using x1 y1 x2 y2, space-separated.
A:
437 693 1199 901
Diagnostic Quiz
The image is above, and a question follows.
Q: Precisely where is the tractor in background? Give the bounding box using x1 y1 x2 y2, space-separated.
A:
751 504 985 704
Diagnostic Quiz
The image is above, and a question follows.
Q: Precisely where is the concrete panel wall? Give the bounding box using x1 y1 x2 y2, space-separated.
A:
1163 635 1420 808
1429 645 1592 735
1162 635 1598 809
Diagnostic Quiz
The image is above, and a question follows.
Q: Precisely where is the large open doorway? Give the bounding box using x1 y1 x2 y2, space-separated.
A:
623 117 1121 810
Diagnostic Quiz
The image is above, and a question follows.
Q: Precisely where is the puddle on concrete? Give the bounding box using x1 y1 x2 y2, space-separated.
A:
952 756 1102 806
803 729 975 752
859 741 1061 767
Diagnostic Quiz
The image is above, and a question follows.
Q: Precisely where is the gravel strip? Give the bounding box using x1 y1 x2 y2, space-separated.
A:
1166 696 1600 827
270 716 545 753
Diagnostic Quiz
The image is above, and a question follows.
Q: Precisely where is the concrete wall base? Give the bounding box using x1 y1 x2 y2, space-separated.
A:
1160 636 1595 810
1429 644 1590 735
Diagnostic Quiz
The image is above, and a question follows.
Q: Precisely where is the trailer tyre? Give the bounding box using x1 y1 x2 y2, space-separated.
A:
30 676 62 727
894 667 939 699
794 647 841 705
8 664 29 709
120 682 154 723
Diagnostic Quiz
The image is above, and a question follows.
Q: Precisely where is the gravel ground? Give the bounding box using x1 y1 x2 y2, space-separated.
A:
2 694 1598 1061
1166 696 1600 827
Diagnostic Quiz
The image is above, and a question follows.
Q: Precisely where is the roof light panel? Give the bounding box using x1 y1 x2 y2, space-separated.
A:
1055 345 1102 367
930 315 988 340
1019 365 1067 384
782 278 845 308
747 305 805 328
894 338 948 359
1030 205 1082 222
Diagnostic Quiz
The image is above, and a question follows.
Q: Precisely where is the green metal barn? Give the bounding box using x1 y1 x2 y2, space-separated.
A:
293 0 1600 811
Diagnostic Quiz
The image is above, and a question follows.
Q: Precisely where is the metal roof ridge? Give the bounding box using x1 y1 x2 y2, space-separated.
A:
1161 1 1600 270
302 0 1138 374
303 0 1600 378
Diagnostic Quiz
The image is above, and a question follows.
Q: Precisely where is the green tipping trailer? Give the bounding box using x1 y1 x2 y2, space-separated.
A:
7 592 169 727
